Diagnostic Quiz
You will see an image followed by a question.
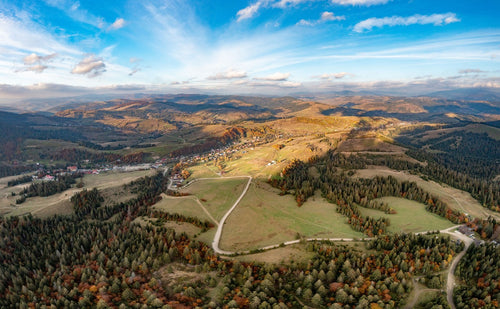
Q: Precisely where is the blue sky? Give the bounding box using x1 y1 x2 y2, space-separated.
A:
0 0 499 101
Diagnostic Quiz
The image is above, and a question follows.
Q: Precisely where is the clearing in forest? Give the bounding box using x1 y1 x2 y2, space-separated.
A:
0 169 154 218
219 182 365 252
355 167 499 220
180 177 248 221
357 197 454 233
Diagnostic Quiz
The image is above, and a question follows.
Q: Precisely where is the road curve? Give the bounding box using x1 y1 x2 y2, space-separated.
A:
170 172 477 308
442 230 473 309
212 176 252 255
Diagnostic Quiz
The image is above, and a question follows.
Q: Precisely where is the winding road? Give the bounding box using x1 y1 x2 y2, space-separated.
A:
167 172 476 307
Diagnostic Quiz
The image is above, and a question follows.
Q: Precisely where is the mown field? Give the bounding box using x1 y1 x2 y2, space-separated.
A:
153 195 215 223
355 167 499 220
180 177 248 221
358 197 455 233
219 182 365 252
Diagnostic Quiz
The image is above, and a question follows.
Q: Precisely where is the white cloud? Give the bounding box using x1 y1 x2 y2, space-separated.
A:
19 52 57 73
459 69 485 74
297 11 345 26
321 11 345 21
109 18 126 30
296 19 313 26
234 79 302 88
255 72 290 81
24 65 49 73
237 1 265 22
354 13 460 32
23 53 56 65
43 0 107 29
331 0 391 5
313 72 352 80
208 69 248 80
237 0 316 21
71 54 106 77
274 0 312 8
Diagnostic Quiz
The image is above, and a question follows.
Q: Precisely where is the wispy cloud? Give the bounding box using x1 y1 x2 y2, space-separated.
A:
459 68 485 74
234 79 301 88
237 1 267 22
128 57 142 76
330 0 391 6
208 69 248 80
354 13 460 32
274 0 312 8
71 54 106 77
255 72 290 81
43 0 107 29
297 11 345 26
108 18 126 30
313 72 353 80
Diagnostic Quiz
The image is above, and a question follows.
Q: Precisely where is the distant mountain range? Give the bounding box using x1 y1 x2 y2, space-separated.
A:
425 88 500 102
2 87 499 113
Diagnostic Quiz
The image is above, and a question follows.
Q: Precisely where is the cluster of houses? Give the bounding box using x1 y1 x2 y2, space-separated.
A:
458 225 487 246
171 141 257 167
169 173 184 188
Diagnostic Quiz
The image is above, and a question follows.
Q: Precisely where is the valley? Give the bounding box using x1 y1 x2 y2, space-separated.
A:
0 94 499 308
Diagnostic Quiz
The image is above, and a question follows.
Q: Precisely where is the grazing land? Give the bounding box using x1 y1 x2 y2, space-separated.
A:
180 177 248 221
153 195 214 223
0 169 154 217
220 183 365 251
358 197 455 233
355 167 500 220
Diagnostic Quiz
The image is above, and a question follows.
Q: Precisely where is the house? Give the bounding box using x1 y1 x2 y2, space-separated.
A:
458 226 473 235
67 166 78 172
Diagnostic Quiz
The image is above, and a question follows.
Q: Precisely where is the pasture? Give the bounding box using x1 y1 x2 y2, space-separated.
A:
355 167 499 220
219 182 365 252
357 197 455 233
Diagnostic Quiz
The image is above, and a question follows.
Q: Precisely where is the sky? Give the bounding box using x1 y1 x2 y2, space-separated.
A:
0 0 499 103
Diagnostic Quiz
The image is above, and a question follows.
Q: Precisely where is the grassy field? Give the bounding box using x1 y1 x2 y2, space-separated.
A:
358 197 454 233
355 167 499 221
221 134 331 179
234 243 314 264
180 178 248 221
187 164 221 179
337 137 405 153
153 195 214 223
219 182 365 252
0 169 155 218
417 123 500 141
82 169 155 188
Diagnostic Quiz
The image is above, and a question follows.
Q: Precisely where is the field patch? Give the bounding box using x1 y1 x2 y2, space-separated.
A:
82 169 156 189
235 244 314 264
355 167 499 221
220 182 365 252
0 169 155 218
180 177 248 221
358 197 454 233
221 135 331 178
153 195 214 223
338 137 405 153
